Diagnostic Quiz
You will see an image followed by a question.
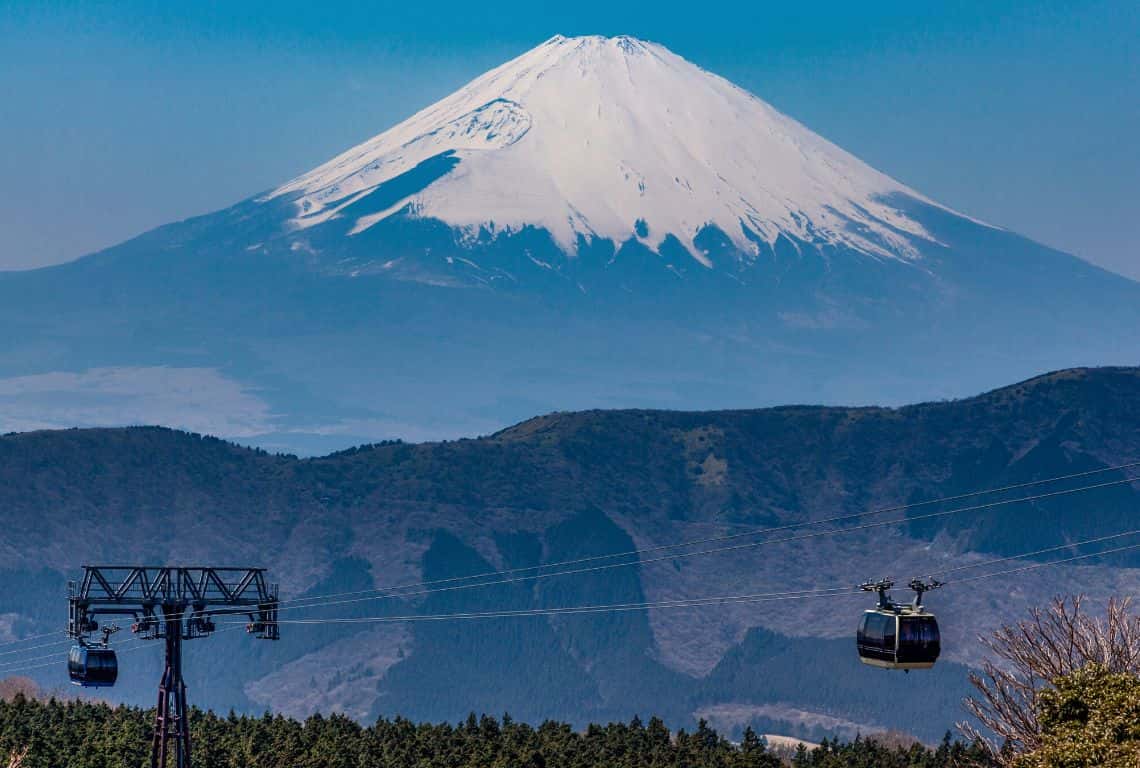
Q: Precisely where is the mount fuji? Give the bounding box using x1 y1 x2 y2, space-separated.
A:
273 34 942 267
2 35 1138 451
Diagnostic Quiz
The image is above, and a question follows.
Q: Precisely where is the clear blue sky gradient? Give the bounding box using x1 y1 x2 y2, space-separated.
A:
1 0 1137 278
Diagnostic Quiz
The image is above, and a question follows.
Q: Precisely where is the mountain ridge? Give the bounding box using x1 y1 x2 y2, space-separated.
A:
2 366 1139 740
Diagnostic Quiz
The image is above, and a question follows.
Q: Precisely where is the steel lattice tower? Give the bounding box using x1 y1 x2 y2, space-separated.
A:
68 566 279 768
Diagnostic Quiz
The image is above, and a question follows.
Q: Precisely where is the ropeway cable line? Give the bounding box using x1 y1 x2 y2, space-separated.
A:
281 460 1140 610
2 522 1138 679
215 533 1140 628
1 626 250 676
0 629 70 649
226 532 1140 627
264 474 1140 617
0 466 1136 678
2 465 1134 665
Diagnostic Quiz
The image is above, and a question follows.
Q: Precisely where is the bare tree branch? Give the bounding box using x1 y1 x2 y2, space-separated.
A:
958 595 1140 766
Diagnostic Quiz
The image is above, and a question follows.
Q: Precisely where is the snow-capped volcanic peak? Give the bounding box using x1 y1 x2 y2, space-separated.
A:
272 35 954 263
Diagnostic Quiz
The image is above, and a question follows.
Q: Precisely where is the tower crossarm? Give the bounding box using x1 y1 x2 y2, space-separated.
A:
69 566 278 641
72 566 273 605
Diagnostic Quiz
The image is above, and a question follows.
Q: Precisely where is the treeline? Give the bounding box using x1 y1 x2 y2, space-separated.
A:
0 695 993 768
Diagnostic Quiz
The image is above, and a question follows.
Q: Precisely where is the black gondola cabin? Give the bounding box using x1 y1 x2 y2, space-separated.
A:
857 608 940 669
68 645 118 687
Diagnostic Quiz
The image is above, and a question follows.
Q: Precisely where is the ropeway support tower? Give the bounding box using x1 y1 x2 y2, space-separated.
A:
68 566 279 768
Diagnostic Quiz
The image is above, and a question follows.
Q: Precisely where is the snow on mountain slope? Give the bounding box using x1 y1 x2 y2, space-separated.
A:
271 35 967 265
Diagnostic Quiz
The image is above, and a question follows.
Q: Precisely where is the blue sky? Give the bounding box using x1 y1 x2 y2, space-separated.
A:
1 0 1137 278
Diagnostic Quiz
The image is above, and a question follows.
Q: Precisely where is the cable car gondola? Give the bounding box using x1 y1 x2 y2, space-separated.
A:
67 644 118 687
856 578 942 670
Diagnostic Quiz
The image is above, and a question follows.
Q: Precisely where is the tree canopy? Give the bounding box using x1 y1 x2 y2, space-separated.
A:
0 696 991 768
1013 664 1140 768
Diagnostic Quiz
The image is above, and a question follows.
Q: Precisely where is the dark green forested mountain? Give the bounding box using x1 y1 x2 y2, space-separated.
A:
0 366 1138 742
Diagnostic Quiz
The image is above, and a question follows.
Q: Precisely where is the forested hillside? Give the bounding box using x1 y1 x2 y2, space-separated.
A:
1 367 1138 741
0 695 992 768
